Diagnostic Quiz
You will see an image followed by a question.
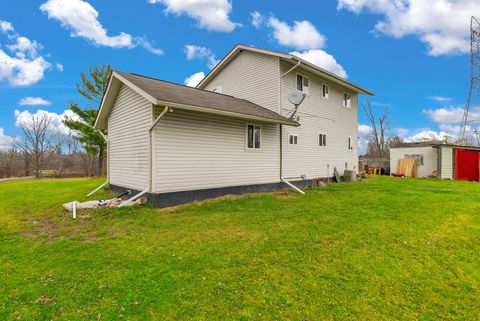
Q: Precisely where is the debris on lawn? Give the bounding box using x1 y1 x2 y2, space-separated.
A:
63 189 148 219
63 197 147 212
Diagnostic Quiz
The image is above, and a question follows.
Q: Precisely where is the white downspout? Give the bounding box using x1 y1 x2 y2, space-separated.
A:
282 178 305 195
149 106 169 193
280 59 305 195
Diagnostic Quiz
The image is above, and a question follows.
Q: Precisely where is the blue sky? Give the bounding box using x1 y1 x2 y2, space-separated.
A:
0 0 478 150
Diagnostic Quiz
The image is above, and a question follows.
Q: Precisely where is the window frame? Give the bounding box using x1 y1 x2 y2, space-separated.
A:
318 132 327 148
347 136 354 151
296 73 310 95
245 123 262 151
343 92 352 108
322 84 329 99
288 134 299 146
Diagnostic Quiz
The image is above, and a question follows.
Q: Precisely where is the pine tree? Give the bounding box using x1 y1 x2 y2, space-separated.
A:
64 65 112 176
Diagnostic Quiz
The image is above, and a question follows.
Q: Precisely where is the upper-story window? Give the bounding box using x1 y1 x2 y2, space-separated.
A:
322 84 329 99
343 93 352 108
288 134 298 145
296 74 309 94
348 136 354 150
318 133 327 147
212 85 222 93
246 124 261 149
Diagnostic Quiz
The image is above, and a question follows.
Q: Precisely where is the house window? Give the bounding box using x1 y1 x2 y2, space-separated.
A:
348 137 353 150
296 74 309 94
343 93 351 108
318 133 327 147
322 84 329 99
246 124 261 149
212 85 222 93
289 134 298 145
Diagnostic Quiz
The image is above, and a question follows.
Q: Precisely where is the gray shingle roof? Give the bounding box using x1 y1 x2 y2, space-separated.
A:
115 71 298 126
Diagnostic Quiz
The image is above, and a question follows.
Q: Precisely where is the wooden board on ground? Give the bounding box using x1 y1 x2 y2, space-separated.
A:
334 167 341 183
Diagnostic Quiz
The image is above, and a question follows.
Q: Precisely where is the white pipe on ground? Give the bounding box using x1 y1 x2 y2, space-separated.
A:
86 180 108 197
118 188 149 208
72 201 76 220
281 178 306 195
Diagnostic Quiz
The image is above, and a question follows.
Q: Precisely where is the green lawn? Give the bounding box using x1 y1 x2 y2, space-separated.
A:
1 177 480 320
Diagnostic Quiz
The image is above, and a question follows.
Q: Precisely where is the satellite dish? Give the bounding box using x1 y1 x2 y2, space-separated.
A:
288 91 305 106
287 91 306 120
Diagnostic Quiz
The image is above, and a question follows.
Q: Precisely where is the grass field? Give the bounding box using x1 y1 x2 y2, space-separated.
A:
1 176 480 320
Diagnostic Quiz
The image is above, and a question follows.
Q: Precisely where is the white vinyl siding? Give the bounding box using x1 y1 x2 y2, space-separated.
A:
280 60 358 178
153 109 280 193
390 147 438 178
440 146 453 179
107 84 151 190
202 50 281 113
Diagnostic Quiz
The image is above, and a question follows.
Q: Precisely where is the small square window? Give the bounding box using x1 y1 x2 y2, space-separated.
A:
319 133 327 147
289 134 298 145
246 124 261 149
322 84 329 99
343 93 351 108
296 74 309 94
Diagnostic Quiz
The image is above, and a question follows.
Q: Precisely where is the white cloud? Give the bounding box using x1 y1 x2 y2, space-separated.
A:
184 71 205 87
428 96 452 102
55 62 63 72
0 20 14 33
337 0 480 56
358 124 372 136
268 17 326 50
148 0 239 32
290 49 348 78
40 0 163 54
14 109 80 136
0 21 51 86
40 0 133 47
404 129 451 142
358 123 372 154
422 106 471 123
0 128 15 150
19 97 51 106
251 11 264 29
185 45 219 69
135 37 164 55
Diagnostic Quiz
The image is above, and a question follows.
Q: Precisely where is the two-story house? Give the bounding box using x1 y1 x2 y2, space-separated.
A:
94 45 374 207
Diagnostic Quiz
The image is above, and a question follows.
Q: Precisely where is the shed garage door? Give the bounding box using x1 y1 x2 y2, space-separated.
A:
455 149 480 181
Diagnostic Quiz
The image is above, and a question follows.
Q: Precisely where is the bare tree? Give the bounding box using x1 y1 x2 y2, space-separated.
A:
14 113 65 178
363 101 390 158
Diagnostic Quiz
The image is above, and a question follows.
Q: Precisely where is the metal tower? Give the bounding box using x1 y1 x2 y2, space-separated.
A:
460 16 480 143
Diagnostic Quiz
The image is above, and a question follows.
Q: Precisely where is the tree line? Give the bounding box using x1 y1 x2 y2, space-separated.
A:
0 65 111 179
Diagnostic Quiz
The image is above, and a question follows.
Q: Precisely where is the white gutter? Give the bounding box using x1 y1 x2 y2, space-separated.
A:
281 178 305 195
154 99 299 127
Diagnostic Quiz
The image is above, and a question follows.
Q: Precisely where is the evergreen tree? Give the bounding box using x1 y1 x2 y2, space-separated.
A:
64 65 112 176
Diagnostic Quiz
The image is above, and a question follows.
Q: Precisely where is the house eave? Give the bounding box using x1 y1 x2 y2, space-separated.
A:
154 99 299 127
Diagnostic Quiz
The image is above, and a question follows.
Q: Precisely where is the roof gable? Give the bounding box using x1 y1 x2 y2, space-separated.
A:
197 44 374 96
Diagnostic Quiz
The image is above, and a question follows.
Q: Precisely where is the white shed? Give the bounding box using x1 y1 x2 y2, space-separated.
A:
390 142 480 181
